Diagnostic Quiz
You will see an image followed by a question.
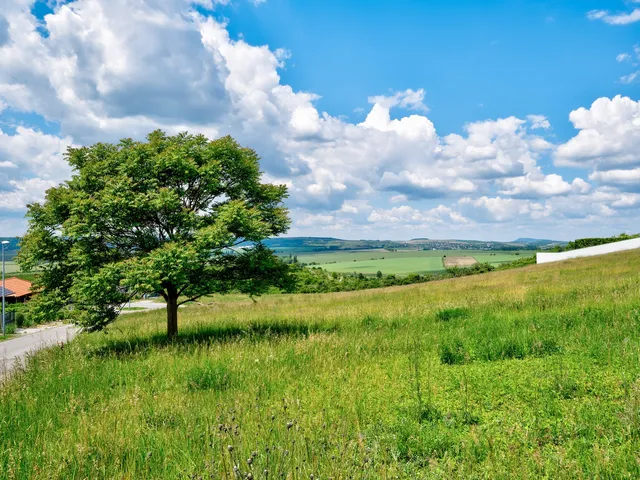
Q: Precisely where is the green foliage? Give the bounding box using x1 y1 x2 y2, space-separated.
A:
17 131 290 337
496 254 537 269
446 262 495 277
5 304 33 328
564 233 639 251
288 265 438 293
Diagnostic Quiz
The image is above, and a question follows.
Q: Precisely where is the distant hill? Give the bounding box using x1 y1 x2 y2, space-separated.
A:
263 236 545 254
0 237 21 261
0 235 568 258
513 238 564 246
262 237 401 253
0 237 21 250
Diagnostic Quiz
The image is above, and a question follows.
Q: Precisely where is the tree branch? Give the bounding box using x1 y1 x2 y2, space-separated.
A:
105 290 140 317
177 294 205 306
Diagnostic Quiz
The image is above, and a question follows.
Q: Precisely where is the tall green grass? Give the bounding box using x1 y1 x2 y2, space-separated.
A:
1 250 640 478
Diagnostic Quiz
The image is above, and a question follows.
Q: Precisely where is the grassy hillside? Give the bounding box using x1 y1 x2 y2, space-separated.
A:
2 250 640 478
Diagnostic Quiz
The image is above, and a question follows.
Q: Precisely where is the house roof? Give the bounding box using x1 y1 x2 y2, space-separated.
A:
0 278 33 298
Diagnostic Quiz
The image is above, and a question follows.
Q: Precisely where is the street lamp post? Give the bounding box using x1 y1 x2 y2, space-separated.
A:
1 240 8 336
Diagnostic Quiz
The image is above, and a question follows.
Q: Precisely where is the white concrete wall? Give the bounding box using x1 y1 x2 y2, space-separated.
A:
537 237 640 264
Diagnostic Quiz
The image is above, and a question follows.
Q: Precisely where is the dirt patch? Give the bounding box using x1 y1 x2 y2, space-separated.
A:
443 256 478 268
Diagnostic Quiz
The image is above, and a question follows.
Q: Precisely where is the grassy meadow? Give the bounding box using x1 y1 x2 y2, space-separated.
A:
3 261 21 274
2 261 40 282
2 250 640 478
304 250 533 275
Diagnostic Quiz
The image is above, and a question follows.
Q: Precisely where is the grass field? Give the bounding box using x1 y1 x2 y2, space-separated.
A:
306 250 533 275
315 255 446 274
2 261 40 281
2 250 640 478
3 261 21 274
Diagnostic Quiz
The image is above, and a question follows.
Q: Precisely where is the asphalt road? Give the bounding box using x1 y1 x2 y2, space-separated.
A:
0 301 164 377
120 299 166 313
0 324 78 376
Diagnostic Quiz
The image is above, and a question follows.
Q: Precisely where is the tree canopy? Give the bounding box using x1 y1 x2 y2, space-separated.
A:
18 130 291 338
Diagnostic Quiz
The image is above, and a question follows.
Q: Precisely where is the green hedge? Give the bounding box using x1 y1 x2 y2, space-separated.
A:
566 233 639 251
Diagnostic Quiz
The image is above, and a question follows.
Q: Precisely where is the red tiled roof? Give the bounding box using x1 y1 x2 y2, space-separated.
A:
2 278 33 298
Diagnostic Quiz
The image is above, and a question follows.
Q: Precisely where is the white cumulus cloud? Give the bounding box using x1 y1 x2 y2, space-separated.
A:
556 96 640 173
1 0 638 238
588 8 640 25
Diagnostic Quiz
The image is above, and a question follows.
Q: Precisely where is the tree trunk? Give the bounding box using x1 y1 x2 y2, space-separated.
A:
166 286 179 339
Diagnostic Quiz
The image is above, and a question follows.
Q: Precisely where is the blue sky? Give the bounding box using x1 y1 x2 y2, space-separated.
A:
1 0 640 241
219 0 640 132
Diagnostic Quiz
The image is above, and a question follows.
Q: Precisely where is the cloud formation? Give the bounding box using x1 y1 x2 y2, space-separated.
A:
588 8 640 25
555 96 640 173
0 0 637 239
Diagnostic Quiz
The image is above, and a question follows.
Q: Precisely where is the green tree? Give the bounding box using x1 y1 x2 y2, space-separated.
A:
18 131 291 338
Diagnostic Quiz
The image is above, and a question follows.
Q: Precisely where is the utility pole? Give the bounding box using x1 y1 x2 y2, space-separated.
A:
1 240 8 336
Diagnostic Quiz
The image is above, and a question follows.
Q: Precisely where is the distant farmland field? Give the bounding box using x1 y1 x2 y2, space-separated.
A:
3 261 21 273
297 250 534 275
2 261 41 281
315 255 446 275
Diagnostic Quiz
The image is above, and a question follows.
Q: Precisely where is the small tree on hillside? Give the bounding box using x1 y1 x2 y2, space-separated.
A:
18 131 291 338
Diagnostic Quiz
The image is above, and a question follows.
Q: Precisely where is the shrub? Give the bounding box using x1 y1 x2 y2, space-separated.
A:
543 233 640 252
5 303 35 327
497 256 536 270
446 263 495 278
15 312 34 328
